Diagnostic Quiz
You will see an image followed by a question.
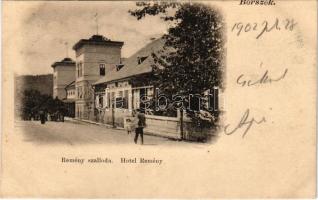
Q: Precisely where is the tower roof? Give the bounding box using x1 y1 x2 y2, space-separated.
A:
72 35 124 51
51 57 75 68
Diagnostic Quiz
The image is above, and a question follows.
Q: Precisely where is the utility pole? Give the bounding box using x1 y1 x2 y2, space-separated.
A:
94 13 99 35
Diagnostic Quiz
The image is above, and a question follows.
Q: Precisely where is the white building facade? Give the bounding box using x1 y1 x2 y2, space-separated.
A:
72 35 124 120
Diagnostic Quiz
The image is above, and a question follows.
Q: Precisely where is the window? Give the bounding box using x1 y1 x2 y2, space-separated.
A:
77 62 83 77
99 64 105 76
132 88 153 112
116 64 124 71
77 63 80 77
77 64 79 77
137 56 148 64
123 90 129 109
139 88 148 111
116 91 123 108
80 63 83 77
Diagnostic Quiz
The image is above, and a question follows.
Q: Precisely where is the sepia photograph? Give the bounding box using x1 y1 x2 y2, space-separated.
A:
14 1 225 146
1 0 317 198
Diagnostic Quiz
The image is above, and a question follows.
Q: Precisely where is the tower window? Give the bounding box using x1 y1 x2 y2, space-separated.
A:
79 63 83 77
100 64 105 76
77 62 83 77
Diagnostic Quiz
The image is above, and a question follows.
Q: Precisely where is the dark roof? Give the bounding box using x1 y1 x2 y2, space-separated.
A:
94 38 165 85
51 57 75 68
73 35 124 51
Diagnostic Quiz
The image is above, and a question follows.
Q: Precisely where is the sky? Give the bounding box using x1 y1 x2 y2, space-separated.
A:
7 1 168 75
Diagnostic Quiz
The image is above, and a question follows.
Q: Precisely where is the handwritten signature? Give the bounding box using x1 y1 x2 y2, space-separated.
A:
237 65 288 87
224 109 266 138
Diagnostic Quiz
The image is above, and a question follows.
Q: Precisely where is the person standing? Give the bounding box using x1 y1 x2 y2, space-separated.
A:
126 110 136 135
39 110 45 124
134 109 146 145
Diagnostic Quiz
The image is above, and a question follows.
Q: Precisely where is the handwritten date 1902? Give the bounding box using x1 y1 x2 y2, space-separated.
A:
231 18 297 39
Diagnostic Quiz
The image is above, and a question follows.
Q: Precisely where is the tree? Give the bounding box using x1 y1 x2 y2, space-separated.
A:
130 2 225 133
20 89 67 119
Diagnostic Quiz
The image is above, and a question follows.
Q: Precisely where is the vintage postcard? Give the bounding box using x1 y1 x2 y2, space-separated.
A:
1 0 317 198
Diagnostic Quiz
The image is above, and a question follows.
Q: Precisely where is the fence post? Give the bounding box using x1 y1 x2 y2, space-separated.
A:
180 109 184 140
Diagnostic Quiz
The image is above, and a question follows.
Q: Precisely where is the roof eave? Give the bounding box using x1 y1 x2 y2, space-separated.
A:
94 71 152 86
51 62 75 68
72 40 124 51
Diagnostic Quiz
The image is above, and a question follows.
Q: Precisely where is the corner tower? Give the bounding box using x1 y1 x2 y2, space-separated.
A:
72 35 124 119
51 57 76 100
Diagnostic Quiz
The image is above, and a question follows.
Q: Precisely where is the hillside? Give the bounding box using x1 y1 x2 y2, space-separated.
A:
15 74 53 97
15 74 53 118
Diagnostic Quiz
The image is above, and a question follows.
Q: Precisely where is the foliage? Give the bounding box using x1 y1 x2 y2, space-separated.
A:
20 89 67 119
130 2 224 130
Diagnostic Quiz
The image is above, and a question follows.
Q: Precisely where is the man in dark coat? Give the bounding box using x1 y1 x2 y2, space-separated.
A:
39 110 46 124
134 109 146 145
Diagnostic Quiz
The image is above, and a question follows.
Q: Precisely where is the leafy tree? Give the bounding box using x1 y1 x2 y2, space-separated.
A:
20 89 67 119
130 2 225 133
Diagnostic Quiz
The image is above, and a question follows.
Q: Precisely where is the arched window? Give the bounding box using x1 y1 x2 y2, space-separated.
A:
99 64 105 76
